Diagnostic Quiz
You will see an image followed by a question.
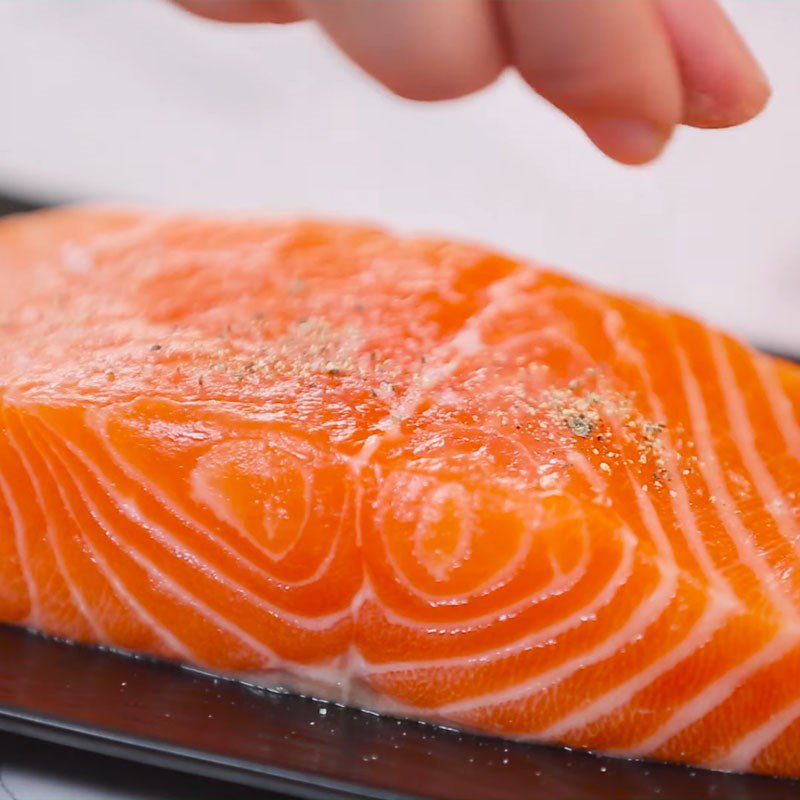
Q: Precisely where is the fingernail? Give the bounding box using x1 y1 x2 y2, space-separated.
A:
579 117 671 165
684 81 772 130
684 91 726 128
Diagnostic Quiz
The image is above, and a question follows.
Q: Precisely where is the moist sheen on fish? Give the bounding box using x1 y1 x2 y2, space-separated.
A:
2 207 800 778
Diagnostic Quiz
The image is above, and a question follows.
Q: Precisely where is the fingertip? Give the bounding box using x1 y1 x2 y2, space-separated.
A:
298 0 506 104
684 74 772 129
658 0 771 129
382 60 505 102
578 117 674 165
498 0 683 166
171 0 304 24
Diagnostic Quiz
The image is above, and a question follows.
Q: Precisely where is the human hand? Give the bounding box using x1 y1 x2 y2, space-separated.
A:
173 0 770 165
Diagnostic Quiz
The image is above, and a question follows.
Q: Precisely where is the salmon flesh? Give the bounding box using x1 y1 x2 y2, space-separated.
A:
2 207 800 777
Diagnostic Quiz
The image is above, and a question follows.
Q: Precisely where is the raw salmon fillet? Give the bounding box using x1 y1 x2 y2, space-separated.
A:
3 207 800 778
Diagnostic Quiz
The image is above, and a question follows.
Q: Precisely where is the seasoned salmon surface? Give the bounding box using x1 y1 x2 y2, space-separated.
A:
2 207 800 777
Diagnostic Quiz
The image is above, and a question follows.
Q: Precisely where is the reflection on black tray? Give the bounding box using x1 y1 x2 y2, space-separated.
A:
0 624 798 800
0 730 277 800
0 192 48 217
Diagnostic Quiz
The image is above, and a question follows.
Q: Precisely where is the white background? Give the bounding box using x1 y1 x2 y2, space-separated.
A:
0 1 799 351
0 1 798 797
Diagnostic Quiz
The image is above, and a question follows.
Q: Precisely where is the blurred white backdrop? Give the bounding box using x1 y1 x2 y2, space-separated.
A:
0 0 797 352
0 3 797 798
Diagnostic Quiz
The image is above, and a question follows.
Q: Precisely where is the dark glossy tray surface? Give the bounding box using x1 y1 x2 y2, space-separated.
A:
0 624 798 800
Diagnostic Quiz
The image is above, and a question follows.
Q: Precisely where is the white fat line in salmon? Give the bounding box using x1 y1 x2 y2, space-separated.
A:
628 630 796 759
710 331 800 557
523 301 708 620
540 453 740 739
542 598 731 740
524 292 682 566
332 265 550 685
189 441 314 563
713 686 800 771
479 304 737 739
541 293 791 746
363 528 634 674
3 406 106 640
676 343 800 620
369 527 586 628
349 265 536 457
371 498 543 606
581 301 800 754
60 412 352 632
22 415 196 661
543 418 756 752
0 442 40 627
188 434 349 573
566 451 608 494
77 408 356 618
262 586 376 706
618 332 800 755
597 300 735 602
484 295 679 565
436 535 677 716
87 405 349 592
29 413 276 665
382 267 537 426
34 419 334 670
56 214 162 279
333 267 550 670
755 355 800 460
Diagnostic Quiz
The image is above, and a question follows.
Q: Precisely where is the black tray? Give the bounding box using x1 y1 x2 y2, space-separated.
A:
0 624 798 800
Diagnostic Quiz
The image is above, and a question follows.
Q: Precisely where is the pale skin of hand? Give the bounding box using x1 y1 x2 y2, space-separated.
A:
173 0 770 165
